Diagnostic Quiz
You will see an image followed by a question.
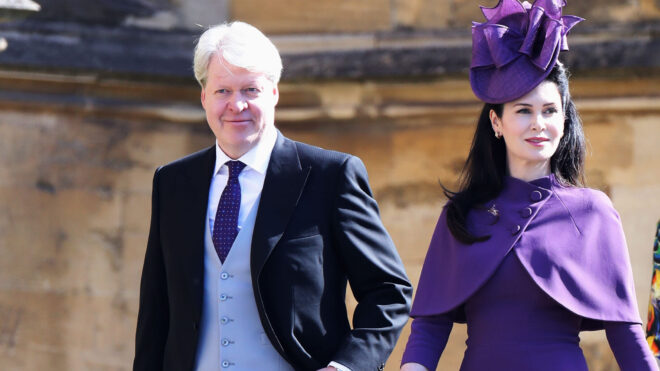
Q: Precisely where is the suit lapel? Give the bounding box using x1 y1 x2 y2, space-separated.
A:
251 133 310 278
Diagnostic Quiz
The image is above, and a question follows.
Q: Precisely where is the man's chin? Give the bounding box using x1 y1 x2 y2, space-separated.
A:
218 137 259 159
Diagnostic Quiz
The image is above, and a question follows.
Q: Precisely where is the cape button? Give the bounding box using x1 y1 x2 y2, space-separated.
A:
511 225 521 235
520 207 533 218
530 190 543 202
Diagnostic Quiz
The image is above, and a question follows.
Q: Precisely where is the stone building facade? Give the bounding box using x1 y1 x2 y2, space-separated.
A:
1 1 659 370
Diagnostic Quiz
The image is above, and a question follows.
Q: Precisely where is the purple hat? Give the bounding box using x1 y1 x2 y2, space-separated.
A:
470 0 583 103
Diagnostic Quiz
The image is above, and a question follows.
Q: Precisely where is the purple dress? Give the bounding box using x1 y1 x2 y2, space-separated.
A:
402 176 657 370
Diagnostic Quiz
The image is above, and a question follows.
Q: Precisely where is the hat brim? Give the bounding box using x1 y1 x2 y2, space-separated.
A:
469 46 560 104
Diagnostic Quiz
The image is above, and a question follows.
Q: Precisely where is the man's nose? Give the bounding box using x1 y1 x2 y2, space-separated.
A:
227 94 247 112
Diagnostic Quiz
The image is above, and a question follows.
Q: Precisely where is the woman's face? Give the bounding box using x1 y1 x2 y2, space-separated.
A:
490 81 565 181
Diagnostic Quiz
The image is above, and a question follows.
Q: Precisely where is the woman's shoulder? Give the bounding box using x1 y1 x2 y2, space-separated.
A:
553 184 619 218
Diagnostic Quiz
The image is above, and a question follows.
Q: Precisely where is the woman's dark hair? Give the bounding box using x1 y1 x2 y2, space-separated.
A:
444 63 586 244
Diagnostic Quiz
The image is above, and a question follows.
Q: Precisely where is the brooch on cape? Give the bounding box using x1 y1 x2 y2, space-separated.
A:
487 203 499 225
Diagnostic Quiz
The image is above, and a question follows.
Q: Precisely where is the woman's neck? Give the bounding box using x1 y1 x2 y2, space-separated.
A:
507 160 551 182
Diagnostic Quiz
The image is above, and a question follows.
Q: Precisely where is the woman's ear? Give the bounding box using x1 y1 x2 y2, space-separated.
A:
489 109 502 138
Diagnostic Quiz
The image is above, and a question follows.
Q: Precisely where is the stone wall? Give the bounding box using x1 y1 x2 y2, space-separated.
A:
1 0 660 370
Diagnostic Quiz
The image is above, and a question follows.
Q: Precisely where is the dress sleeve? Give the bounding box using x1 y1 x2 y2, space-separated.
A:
604 321 659 371
401 313 454 371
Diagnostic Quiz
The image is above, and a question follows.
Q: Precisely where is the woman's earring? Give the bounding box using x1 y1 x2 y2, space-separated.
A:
494 131 502 139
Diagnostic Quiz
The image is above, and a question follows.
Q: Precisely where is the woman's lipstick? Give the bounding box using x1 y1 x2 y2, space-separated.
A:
525 137 549 147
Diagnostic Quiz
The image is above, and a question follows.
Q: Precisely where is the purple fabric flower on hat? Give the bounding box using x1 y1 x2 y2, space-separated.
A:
470 0 583 103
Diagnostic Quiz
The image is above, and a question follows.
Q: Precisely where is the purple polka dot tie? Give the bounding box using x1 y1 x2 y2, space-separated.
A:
212 161 246 263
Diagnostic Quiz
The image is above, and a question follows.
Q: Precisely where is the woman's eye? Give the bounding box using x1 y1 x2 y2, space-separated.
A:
544 108 558 114
516 108 531 114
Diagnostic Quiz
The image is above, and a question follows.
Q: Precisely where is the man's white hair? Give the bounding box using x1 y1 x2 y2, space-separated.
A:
193 21 282 87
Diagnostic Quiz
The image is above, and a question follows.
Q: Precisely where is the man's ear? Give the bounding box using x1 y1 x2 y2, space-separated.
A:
272 85 279 106
200 88 206 110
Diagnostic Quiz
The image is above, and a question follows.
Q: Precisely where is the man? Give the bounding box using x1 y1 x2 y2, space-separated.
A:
133 21 412 371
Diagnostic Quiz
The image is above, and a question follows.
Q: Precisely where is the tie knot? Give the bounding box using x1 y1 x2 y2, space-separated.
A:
226 161 246 179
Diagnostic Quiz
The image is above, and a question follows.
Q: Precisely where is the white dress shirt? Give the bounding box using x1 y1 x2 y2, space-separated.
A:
208 127 277 240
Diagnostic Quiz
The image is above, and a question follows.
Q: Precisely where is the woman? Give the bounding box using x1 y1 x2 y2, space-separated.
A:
646 220 660 358
401 0 658 370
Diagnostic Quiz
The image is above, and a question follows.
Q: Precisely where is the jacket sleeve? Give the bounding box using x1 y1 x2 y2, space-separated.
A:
605 321 659 371
133 168 169 371
330 156 413 370
401 314 454 370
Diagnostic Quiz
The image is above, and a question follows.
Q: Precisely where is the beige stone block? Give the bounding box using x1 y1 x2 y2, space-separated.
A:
0 112 53 187
86 240 124 295
0 291 133 369
381 201 445 265
451 0 492 28
230 0 393 33
611 185 660 319
178 0 229 29
394 0 423 26
0 290 136 370
390 124 474 188
583 113 660 196
640 0 660 18
120 129 214 172
375 79 476 104
0 292 70 359
631 117 660 186
581 334 618 370
69 295 134 367
272 33 376 54
571 77 660 100
583 120 634 184
565 0 638 24
0 188 121 293
0 344 70 371
115 128 214 193
280 126 395 190
0 111 130 195
116 167 157 194
122 192 151 234
394 0 452 29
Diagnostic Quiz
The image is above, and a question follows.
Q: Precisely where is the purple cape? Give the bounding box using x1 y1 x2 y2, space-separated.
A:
411 175 641 329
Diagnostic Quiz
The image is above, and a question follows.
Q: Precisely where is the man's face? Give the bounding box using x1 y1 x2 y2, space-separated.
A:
201 55 279 159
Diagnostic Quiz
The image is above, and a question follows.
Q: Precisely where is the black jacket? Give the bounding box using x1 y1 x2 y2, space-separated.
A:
133 132 412 370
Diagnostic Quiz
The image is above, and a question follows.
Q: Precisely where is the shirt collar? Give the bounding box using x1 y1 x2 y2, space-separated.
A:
213 125 277 176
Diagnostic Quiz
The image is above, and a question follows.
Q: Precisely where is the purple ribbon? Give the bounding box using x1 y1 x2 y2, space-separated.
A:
471 0 583 71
